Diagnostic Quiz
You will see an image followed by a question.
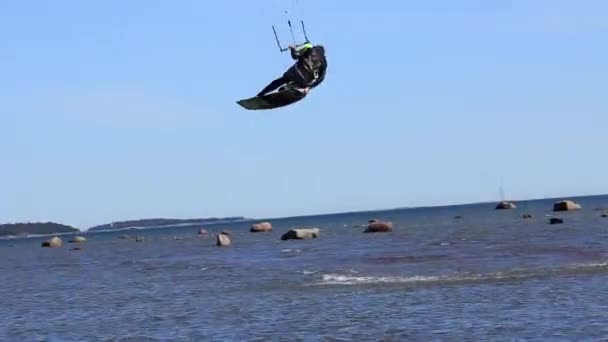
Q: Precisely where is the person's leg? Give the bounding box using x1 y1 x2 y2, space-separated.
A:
257 76 287 97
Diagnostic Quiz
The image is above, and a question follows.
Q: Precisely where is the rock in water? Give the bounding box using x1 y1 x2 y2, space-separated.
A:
41 237 62 248
364 221 393 233
496 201 517 210
550 218 564 225
217 232 231 246
553 200 582 212
522 214 533 219
250 222 272 233
281 228 320 241
68 236 87 243
198 228 208 235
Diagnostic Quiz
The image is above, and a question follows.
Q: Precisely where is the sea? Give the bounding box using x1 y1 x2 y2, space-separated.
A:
2 195 608 341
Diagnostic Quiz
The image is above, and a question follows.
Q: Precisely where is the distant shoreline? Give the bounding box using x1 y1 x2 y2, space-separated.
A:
2 193 606 240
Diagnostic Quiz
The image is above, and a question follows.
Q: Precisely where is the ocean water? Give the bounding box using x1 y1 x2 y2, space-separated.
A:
2 195 608 341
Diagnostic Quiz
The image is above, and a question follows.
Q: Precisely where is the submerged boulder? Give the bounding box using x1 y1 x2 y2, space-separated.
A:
41 237 62 248
364 221 393 233
496 201 517 210
250 222 272 233
553 200 581 212
217 232 231 247
281 228 320 241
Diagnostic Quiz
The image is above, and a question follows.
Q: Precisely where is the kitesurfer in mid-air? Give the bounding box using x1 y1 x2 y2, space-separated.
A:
257 42 327 97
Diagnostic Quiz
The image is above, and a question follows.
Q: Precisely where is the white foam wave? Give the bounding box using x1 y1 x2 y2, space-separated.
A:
301 270 319 275
311 261 608 286
320 274 440 285
569 261 608 268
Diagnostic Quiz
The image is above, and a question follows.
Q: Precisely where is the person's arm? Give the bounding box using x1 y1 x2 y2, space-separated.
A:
289 43 314 60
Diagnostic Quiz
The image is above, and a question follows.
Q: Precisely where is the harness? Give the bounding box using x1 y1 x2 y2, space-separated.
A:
297 46 325 84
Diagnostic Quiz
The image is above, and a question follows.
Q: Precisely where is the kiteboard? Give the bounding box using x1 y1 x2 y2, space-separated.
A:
237 84 308 110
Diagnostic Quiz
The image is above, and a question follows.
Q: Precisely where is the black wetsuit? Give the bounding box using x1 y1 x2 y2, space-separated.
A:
258 44 327 97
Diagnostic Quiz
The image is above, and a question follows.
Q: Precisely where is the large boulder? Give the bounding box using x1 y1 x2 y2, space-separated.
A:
41 237 62 248
68 236 87 243
364 221 393 233
250 222 272 233
217 232 231 247
281 228 320 241
496 201 517 210
553 200 581 212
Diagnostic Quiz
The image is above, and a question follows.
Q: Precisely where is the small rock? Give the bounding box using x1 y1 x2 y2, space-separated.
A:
454 216 464 220
601 214 608 218
68 236 87 243
496 201 517 210
522 214 533 219
217 232 231 246
553 200 581 212
41 237 62 248
550 218 564 225
364 221 393 233
281 228 320 241
198 228 208 235
250 222 272 233
135 236 144 243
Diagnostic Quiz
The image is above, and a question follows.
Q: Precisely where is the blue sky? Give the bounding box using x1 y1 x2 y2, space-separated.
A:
1 0 607 229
